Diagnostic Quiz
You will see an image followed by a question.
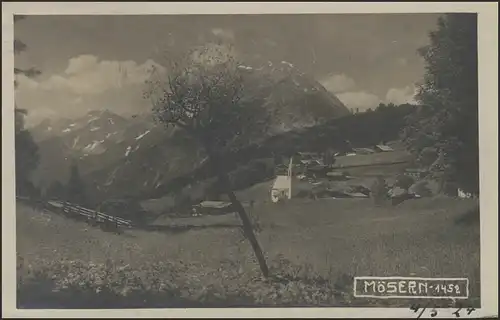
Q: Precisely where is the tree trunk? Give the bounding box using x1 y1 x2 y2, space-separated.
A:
204 145 269 278
218 172 270 278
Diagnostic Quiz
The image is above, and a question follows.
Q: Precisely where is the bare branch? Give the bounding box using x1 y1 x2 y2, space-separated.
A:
14 67 41 77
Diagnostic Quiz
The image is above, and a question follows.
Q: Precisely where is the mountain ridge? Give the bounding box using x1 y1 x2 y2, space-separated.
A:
30 64 351 201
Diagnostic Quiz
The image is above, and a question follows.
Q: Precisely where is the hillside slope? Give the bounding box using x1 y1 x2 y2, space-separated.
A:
17 196 480 308
131 104 416 202
31 111 163 188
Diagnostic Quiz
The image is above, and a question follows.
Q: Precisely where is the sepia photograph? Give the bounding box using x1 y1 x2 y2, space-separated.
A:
3 2 498 318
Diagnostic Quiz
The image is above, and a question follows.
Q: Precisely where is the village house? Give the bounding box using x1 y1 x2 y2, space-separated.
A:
192 200 235 216
457 188 474 199
352 147 375 155
326 171 349 181
404 168 428 180
374 144 394 152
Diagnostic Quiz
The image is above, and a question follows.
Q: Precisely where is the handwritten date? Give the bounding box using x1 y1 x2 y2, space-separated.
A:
410 304 476 318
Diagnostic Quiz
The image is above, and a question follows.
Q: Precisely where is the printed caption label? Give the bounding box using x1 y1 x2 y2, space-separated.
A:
354 277 469 299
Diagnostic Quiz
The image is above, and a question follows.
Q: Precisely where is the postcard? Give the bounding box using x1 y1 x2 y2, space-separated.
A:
2 2 498 318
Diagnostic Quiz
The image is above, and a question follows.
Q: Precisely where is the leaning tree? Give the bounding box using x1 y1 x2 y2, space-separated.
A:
143 43 271 277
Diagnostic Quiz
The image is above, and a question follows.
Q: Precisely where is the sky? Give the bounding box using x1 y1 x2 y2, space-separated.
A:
14 13 442 127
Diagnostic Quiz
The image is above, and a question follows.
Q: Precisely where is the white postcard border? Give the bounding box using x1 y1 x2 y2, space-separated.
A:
2 2 498 318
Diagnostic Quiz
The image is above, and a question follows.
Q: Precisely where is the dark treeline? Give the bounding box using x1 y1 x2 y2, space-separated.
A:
15 15 41 199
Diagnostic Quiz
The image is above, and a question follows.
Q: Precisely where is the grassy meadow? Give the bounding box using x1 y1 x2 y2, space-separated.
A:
16 188 480 308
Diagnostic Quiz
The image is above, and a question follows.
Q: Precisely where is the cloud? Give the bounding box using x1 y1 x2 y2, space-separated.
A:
72 96 84 105
385 86 417 105
211 28 235 41
65 54 99 75
321 74 417 111
338 85 417 111
15 55 165 126
37 55 164 95
16 74 39 90
396 58 408 66
337 91 381 110
319 73 356 93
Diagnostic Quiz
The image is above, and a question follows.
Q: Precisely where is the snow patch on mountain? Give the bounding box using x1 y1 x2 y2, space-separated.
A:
238 65 253 70
125 146 132 157
88 117 100 124
72 136 80 148
153 171 161 183
105 131 119 139
83 141 102 153
135 130 150 140
104 167 119 186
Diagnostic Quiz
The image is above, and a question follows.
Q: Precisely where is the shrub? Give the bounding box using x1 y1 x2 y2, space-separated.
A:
395 174 415 191
44 180 65 200
443 181 459 196
229 159 274 191
370 176 389 205
418 147 439 167
66 163 88 206
16 179 40 199
411 181 433 197
174 193 192 211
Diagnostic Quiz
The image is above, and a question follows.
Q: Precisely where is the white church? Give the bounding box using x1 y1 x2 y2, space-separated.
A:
271 157 299 203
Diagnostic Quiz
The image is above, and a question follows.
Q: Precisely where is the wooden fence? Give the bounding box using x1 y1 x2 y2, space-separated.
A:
47 200 133 228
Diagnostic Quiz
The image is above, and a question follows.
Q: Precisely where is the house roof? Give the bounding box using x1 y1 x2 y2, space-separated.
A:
388 186 408 197
344 192 369 198
301 159 322 165
405 168 428 173
197 201 232 209
332 150 411 168
48 200 64 208
327 172 346 177
298 152 319 156
375 144 394 152
353 147 375 154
